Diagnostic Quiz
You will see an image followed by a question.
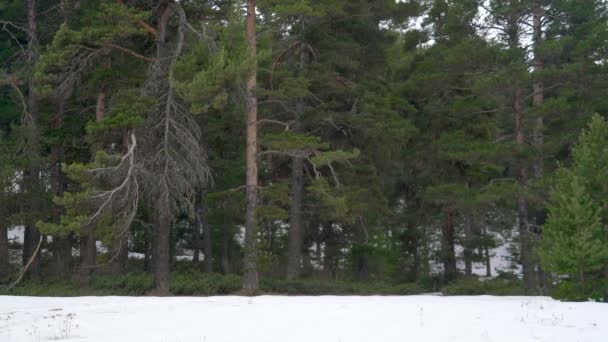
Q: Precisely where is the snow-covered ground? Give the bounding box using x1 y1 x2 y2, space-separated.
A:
0 295 605 342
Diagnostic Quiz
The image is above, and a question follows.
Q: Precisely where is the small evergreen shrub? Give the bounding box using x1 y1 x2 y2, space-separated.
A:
441 278 524 296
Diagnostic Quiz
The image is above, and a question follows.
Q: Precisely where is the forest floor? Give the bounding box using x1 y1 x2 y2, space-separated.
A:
0 295 606 342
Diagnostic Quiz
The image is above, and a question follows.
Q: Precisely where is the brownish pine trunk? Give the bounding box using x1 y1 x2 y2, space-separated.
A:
482 225 491 277
23 0 41 280
242 0 259 291
108 131 133 275
532 1 548 293
194 189 212 272
532 2 544 182
51 100 73 277
0 225 9 282
192 201 201 263
441 209 457 283
153 212 171 294
286 27 309 281
221 224 231 274
151 1 173 295
78 91 106 284
515 88 536 292
286 155 304 280
201 191 213 273
463 213 474 277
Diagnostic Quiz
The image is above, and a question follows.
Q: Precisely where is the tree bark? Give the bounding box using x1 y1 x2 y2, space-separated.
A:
482 225 491 277
153 212 171 294
0 225 9 282
515 87 536 292
108 131 133 275
286 23 309 281
22 0 41 280
192 203 201 263
195 189 213 272
51 100 73 277
202 200 213 273
532 2 544 182
78 91 106 284
286 155 304 280
144 237 151 272
441 209 457 283
463 213 474 277
532 0 548 294
150 0 173 294
242 0 259 291
221 225 231 274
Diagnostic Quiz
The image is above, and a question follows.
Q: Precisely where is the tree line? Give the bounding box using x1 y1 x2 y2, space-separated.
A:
1 0 607 300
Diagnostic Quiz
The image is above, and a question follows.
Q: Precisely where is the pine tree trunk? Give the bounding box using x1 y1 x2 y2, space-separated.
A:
221 225 231 274
286 155 304 280
532 0 548 293
515 87 536 292
108 131 133 275
51 100 73 277
410 227 420 282
532 2 544 182
323 223 338 279
192 203 201 263
0 225 9 282
78 91 106 284
22 0 42 281
482 225 491 277
153 212 171 294
242 0 259 291
149 0 174 294
441 209 457 282
144 238 151 272
463 213 474 277
202 211 213 273
286 25 309 281
195 189 213 272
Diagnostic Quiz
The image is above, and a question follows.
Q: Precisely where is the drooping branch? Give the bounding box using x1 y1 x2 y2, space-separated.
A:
257 119 294 131
105 43 157 62
86 132 139 235
115 0 158 38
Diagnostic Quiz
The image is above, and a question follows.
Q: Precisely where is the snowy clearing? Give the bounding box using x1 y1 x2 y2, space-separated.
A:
0 295 606 342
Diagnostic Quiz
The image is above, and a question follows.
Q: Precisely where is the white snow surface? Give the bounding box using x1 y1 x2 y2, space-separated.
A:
1 295 606 342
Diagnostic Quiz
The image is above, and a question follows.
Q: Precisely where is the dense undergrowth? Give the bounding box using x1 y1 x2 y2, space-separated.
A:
1 271 526 297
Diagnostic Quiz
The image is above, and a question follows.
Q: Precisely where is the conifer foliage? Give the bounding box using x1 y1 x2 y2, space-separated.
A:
0 0 607 300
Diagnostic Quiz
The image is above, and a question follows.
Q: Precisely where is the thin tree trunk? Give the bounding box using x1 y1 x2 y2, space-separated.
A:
286 155 304 280
532 0 548 293
51 100 73 277
221 225 231 274
441 209 457 283
604 222 608 302
242 0 259 291
286 24 308 281
195 189 213 272
482 225 491 277
153 212 171 294
108 131 133 275
78 91 105 284
463 213 474 277
410 227 420 282
0 225 9 282
151 0 173 295
192 203 201 263
23 0 41 280
532 2 544 182
144 237 151 272
323 223 338 279
515 87 536 292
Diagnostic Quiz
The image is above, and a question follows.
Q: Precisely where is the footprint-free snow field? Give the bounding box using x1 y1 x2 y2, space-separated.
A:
0 295 606 342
